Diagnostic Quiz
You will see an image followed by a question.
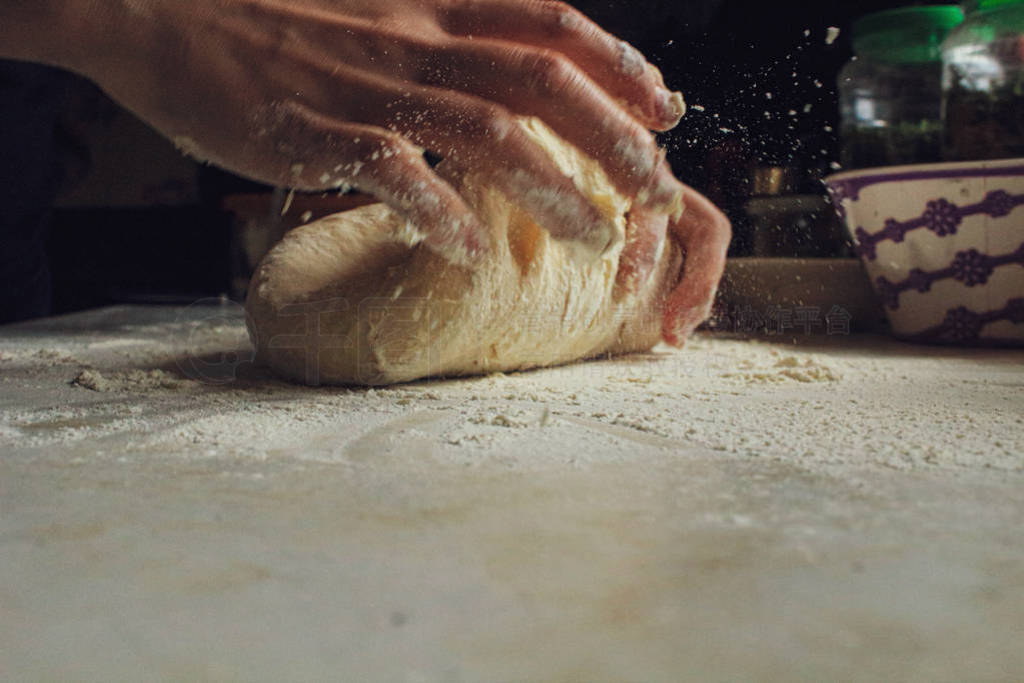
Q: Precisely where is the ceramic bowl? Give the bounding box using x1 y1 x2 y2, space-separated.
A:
825 159 1024 346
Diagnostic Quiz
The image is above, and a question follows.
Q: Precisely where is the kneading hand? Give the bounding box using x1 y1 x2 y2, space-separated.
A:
21 0 689 262
617 178 731 346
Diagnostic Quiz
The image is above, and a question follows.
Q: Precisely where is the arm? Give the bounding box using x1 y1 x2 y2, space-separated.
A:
0 0 106 67
3 0 729 340
1 0 687 257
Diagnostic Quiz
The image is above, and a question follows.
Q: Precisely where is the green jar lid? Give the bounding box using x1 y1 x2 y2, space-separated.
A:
853 6 965 63
975 0 1024 10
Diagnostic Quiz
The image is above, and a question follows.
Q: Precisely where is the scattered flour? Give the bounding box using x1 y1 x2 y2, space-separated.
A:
723 355 842 384
470 413 532 429
86 339 152 350
1 348 79 365
72 368 198 393
2 312 1022 474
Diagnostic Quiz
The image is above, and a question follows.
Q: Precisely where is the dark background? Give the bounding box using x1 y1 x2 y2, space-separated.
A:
23 0 959 317
580 0 952 214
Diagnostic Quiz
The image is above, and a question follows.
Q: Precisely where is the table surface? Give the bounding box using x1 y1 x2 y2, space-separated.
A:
2 304 1022 682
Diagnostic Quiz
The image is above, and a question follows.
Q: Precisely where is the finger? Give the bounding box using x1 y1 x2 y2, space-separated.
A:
661 182 731 347
235 12 684 216
614 207 669 301
437 0 684 131
413 39 686 215
341 81 619 254
254 102 488 264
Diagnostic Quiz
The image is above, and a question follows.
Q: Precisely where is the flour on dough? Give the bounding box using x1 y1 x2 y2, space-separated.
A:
245 118 682 386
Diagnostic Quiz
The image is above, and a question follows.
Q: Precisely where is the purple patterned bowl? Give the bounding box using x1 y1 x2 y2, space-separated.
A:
825 158 1024 346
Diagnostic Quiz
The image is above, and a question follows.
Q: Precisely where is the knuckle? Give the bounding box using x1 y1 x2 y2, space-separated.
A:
523 49 577 97
611 127 658 179
438 101 515 160
353 135 416 173
470 104 515 143
308 133 416 192
341 137 438 211
537 1 583 37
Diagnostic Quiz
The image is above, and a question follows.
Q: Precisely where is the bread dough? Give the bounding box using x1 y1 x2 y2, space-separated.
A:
245 118 682 386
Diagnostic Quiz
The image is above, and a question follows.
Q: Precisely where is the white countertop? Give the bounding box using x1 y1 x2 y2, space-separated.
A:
2 304 1022 681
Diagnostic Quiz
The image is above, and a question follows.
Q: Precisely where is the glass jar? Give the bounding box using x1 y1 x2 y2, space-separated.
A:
838 6 964 170
942 0 1024 161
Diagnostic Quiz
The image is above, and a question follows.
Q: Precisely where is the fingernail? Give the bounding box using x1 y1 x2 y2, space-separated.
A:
663 317 695 347
661 323 683 347
464 228 490 264
599 214 623 255
458 214 492 265
656 88 686 127
671 303 714 343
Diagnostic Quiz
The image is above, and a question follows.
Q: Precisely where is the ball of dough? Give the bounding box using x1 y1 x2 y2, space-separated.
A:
245 119 682 386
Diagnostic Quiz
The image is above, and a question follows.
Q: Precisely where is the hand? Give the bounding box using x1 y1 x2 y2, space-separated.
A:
616 178 731 345
60 0 688 262
661 184 731 345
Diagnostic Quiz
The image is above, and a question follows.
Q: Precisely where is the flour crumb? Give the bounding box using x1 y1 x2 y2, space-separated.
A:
73 368 197 393
610 413 667 436
773 355 842 382
281 189 296 215
490 414 520 428
723 355 842 384
172 136 209 162
23 349 80 365
72 369 113 392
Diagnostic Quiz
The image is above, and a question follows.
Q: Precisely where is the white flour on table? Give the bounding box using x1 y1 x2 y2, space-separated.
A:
1 318 1021 475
